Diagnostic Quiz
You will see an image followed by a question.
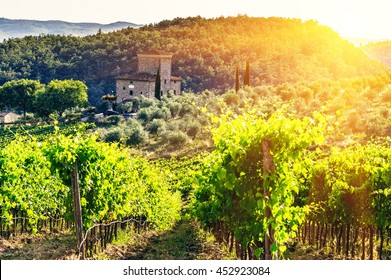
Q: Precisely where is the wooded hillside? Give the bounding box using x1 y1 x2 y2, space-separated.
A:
0 16 387 104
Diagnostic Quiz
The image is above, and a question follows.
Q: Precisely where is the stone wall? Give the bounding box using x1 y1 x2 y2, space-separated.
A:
116 52 181 103
170 80 181 96
116 79 155 102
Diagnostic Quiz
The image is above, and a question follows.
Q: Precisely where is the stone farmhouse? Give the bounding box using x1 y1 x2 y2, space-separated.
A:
0 111 19 124
116 51 181 103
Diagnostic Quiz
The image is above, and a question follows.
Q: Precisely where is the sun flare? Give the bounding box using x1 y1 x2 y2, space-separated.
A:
313 0 390 39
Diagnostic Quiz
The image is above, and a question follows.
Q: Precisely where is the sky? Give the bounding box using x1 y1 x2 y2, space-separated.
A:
1 0 390 39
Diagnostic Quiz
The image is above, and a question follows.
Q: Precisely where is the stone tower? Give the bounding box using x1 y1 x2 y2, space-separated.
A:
116 50 181 103
137 51 172 94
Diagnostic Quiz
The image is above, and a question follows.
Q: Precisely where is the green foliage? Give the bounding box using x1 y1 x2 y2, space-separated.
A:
0 17 387 104
124 125 149 146
0 138 67 232
0 79 44 117
148 118 167 135
155 66 161 100
137 107 152 123
103 127 124 143
0 128 182 232
162 130 189 147
307 142 391 232
167 101 182 117
186 121 200 139
235 65 239 93
139 97 156 108
192 109 330 258
380 85 391 103
223 91 240 106
35 79 89 117
105 115 125 126
151 106 171 121
96 100 111 113
244 61 250 87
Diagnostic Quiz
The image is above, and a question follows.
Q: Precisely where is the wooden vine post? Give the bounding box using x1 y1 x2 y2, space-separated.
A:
72 161 85 259
262 139 275 260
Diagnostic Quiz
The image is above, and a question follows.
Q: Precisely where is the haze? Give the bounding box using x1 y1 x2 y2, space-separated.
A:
1 0 390 40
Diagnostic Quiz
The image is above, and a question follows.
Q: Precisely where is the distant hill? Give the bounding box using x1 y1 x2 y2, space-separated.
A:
0 18 141 40
344 37 389 47
361 41 391 69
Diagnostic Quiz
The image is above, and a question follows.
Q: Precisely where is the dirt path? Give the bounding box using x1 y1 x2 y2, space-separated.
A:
0 231 78 260
0 220 234 260
102 219 235 260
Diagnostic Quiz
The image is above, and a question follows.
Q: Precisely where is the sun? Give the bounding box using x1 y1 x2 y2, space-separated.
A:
313 0 390 39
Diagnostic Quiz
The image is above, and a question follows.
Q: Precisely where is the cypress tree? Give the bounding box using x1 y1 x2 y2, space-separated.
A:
235 65 239 93
244 61 250 87
154 64 161 100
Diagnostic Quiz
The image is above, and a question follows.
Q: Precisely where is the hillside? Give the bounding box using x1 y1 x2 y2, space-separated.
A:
0 17 141 41
362 41 391 69
0 16 388 105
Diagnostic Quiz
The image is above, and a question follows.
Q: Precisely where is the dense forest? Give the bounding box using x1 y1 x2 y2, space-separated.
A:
0 16 388 105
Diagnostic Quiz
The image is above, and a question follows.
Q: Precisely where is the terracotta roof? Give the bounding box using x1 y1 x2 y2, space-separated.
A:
137 50 173 56
0 111 16 117
116 72 156 82
170 76 182 81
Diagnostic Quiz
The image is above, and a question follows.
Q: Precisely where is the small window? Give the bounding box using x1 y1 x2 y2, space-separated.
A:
164 79 167 84
174 90 176 95
161 91 163 95
130 90 133 96
140 92 143 95
174 81 176 84
130 81 133 84
123 86 126 90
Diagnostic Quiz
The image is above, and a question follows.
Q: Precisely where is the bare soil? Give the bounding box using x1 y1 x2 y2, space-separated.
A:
0 220 234 260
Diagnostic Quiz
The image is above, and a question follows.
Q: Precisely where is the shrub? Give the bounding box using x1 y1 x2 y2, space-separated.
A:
223 91 240 106
179 102 195 117
186 121 200 139
151 106 171 121
104 128 124 143
132 98 140 112
162 130 188 147
105 115 125 125
168 101 182 117
381 86 391 103
126 117 142 128
125 126 149 146
167 119 187 131
137 107 152 123
148 118 167 134
117 102 133 113
97 100 111 113
139 96 156 108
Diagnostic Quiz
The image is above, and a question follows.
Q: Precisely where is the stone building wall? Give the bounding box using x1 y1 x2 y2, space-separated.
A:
116 51 181 103
116 79 154 102
170 80 181 96
138 54 172 94
138 56 171 76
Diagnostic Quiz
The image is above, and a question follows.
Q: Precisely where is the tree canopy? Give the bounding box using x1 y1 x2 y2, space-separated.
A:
34 79 88 117
0 79 43 118
0 16 387 105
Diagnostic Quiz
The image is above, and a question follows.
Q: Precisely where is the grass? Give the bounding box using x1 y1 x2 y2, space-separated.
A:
0 230 78 260
98 219 236 260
